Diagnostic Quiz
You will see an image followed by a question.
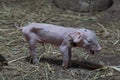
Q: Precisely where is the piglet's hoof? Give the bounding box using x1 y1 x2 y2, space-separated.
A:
26 56 39 64
33 59 39 64
62 66 68 70
62 64 69 70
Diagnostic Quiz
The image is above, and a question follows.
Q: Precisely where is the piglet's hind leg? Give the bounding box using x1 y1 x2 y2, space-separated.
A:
28 39 39 64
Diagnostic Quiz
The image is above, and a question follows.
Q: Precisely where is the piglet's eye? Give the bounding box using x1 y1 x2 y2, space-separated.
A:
87 40 92 43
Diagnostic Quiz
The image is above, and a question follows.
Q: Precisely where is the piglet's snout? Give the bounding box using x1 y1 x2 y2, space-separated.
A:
97 47 102 51
95 46 102 52
90 47 101 55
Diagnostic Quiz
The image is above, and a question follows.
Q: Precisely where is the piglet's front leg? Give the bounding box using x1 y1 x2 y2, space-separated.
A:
59 45 71 69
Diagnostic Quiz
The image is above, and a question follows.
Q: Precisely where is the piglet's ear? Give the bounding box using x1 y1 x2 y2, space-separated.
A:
69 32 82 43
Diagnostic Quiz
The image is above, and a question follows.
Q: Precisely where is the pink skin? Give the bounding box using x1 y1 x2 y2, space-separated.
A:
21 22 102 69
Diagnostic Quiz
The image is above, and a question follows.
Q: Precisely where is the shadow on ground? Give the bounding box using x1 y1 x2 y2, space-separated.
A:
25 56 103 70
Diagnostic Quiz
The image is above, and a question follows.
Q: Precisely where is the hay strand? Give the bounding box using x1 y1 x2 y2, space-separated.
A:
97 22 109 35
8 56 27 64
114 31 120 45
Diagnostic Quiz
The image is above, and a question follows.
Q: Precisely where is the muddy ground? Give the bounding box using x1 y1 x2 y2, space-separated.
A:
0 0 120 80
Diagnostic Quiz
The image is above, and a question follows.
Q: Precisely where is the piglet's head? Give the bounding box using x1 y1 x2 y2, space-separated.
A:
81 29 102 54
69 28 101 54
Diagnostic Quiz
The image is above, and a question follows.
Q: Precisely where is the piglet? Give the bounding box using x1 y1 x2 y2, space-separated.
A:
18 23 102 69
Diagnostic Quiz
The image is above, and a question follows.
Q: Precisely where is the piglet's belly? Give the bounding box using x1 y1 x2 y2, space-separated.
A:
40 37 63 45
38 34 64 45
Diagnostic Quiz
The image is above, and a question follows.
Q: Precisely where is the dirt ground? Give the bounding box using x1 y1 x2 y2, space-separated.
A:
0 0 120 80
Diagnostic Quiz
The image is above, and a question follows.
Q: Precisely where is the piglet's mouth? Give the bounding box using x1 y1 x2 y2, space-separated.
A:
90 49 95 55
